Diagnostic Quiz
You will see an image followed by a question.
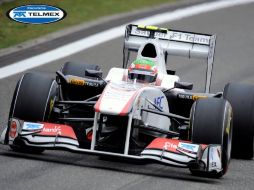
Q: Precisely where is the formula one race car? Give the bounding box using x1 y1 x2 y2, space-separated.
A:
1 24 254 178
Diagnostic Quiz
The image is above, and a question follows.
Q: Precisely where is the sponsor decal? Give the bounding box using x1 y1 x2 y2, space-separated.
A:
43 126 61 134
146 138 180 153
23 122 44 130
39 123 77 140
84 81 99 87
9 121 17 138
192 95 207 101
177 142 199 154
154 96 164 109
169 32 210 45
69 78 99 87
131 27 150 37
163 142 177 150
7 4 66 24
177 93 207 101
69 78 85 86
154 32 167 39
132 25 210 45
177 93 193 100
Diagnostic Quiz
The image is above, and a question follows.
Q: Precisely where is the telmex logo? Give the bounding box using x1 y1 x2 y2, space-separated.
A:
7 4 67 24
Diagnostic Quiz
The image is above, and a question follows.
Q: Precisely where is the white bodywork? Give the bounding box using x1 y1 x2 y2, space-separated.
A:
95 81 171 131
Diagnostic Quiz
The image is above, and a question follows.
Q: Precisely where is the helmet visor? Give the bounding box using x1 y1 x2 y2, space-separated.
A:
128 69 157 83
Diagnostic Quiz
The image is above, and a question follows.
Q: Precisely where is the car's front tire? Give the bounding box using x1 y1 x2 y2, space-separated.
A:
190 98 233 178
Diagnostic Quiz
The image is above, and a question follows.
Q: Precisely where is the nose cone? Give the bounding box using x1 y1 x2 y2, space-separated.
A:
94 83 139 116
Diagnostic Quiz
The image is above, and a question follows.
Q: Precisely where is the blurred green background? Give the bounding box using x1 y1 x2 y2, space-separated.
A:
0 0 175 49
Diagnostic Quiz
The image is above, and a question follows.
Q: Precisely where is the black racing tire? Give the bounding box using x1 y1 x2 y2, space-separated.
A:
190 98 233 178
9 72 57 153
10 72 57 121
223 83 254 159
61 61 101 77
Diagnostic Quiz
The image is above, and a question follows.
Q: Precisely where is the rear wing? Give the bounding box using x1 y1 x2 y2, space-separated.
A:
123 24 216 93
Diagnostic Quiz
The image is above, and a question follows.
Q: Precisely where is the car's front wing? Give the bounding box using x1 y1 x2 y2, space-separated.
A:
1 118 222 174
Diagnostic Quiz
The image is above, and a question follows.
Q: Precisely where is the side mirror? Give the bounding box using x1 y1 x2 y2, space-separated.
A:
85 69 108 85
85 69 103 78
174 81 193 90
56 71 68 84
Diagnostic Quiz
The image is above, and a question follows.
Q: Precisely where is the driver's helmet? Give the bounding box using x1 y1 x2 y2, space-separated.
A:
128 59 158 83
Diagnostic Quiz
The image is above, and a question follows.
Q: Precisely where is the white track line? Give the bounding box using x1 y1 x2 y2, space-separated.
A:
0 0 254 79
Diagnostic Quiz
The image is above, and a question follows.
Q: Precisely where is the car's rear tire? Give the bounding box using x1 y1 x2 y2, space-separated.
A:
60 61 102 101
190 98 233 178
61 61 102 77
223 83 254 159
8 72 57 153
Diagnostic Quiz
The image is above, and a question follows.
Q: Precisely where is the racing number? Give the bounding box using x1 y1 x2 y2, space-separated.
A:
154 96 164 109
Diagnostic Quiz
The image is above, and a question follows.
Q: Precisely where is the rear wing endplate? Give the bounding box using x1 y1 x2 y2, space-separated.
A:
123 24 216 93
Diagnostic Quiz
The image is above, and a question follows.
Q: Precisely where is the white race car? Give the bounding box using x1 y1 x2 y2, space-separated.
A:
1 24 254 178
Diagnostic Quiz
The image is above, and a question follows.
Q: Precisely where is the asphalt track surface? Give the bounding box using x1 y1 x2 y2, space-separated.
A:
1 2 254 190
